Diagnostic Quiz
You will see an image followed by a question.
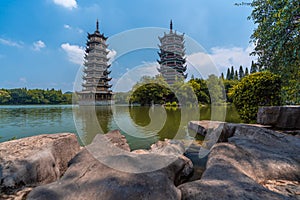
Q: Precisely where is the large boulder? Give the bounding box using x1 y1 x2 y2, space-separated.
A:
0 133 80 199
257 106 300 129
180 121 300 199
27 130 193 200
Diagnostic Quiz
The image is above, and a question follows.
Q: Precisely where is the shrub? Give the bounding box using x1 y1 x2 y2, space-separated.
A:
230 71 281 122
171 101 178 107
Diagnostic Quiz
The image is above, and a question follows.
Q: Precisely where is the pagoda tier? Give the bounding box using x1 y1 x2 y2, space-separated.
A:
82 83 112 88
77 20 113 105
157 20 187 85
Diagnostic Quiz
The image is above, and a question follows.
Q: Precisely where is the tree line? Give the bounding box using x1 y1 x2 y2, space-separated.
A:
222 61 258 81
0 88 72 105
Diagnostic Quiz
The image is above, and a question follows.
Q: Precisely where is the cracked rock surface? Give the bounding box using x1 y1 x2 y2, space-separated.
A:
0 133 80 199
180 121 300 200
27 130 193 200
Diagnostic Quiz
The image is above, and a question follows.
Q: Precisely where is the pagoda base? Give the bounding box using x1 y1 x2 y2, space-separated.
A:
78 100 115 106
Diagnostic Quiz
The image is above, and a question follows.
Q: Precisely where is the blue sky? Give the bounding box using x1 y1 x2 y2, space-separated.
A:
0 0 255 92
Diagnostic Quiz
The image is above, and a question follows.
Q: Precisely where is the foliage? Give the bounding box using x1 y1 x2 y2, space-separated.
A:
230 66 234 80
172 81 198 106
249 0 300 103
245 67 249 76
129 82 172 105
0 89 11 104
114 92 130 104
222 79 239 102
239 65 245 79
230 71 281 122
0 88 72 105
206 74 226 103
250 61 258 73
129 75 210 106
225 65 248 80
234 70 239 80
188 78 210 104
226 68 231 80
171 101 178 107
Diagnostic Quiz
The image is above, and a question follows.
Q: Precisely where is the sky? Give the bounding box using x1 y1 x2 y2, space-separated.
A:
0 0 256 92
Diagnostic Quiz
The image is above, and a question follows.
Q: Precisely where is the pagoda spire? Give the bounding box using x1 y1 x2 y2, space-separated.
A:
96 19 99 32
170 19 173 32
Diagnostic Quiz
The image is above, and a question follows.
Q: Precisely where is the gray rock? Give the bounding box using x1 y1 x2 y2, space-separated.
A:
179 121 300 199
257 106 300 129
27 130 193 200
184 142 208 181
0 133 80 197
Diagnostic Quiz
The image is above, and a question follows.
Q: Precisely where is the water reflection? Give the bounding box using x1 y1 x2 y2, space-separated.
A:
0 105 75 142
1 105 241 150
74 105 202 150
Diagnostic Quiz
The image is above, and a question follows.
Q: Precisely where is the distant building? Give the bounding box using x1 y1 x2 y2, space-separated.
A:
157 20 187 85
77 20 113 105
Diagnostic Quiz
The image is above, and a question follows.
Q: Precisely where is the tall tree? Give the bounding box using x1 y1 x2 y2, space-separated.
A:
239 65 244 79
206 75 226 103
249 0 300 103
234 70 239 80
226 68 231 80
230 66 235 80
245 67 249 76
221 72 225 80
250 61 257 74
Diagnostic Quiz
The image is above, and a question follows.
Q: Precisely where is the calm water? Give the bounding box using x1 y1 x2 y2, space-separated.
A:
0 105 241 150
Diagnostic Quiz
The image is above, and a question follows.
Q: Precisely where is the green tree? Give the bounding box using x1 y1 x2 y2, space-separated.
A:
114 92 130 104
239 65 244 79
223 79 238 102
221 72 225 80
206 74 226 103
249 0 300 103
245 67 249 76
172 81 198 106
0 90 11 104
234 70 239 80
230 71 281 122
230 66 235 80
9 88 28 104
226 68 231 80
188 78 210 104
130 83 172 105
250 61 257 74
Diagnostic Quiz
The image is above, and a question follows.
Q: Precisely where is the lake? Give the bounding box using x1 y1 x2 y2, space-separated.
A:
0 104 241 150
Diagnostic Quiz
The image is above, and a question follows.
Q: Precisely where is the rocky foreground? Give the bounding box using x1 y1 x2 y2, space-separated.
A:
0 122 299 199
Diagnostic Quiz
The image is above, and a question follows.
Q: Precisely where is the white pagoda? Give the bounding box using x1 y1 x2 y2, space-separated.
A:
157 20 187 85
77 20 113 105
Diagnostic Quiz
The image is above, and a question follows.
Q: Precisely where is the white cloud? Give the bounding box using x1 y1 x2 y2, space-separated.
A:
107 49 117 64
19 77 27 84
64 24 71 29
76 28 83 34
33 40 46 51
64 24 83 34
53 0 77 9
186 44 256 78
113 62 159 92
61 43 85 65
0 37 23 48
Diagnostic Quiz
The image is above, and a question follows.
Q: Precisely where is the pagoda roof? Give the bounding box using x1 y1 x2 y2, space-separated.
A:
87 32 107 40
87 19 108 40
103 70 111 75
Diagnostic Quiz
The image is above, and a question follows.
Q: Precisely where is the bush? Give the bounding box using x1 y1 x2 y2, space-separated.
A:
165 102 171 107
230 71 281 122
171 101 178 107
